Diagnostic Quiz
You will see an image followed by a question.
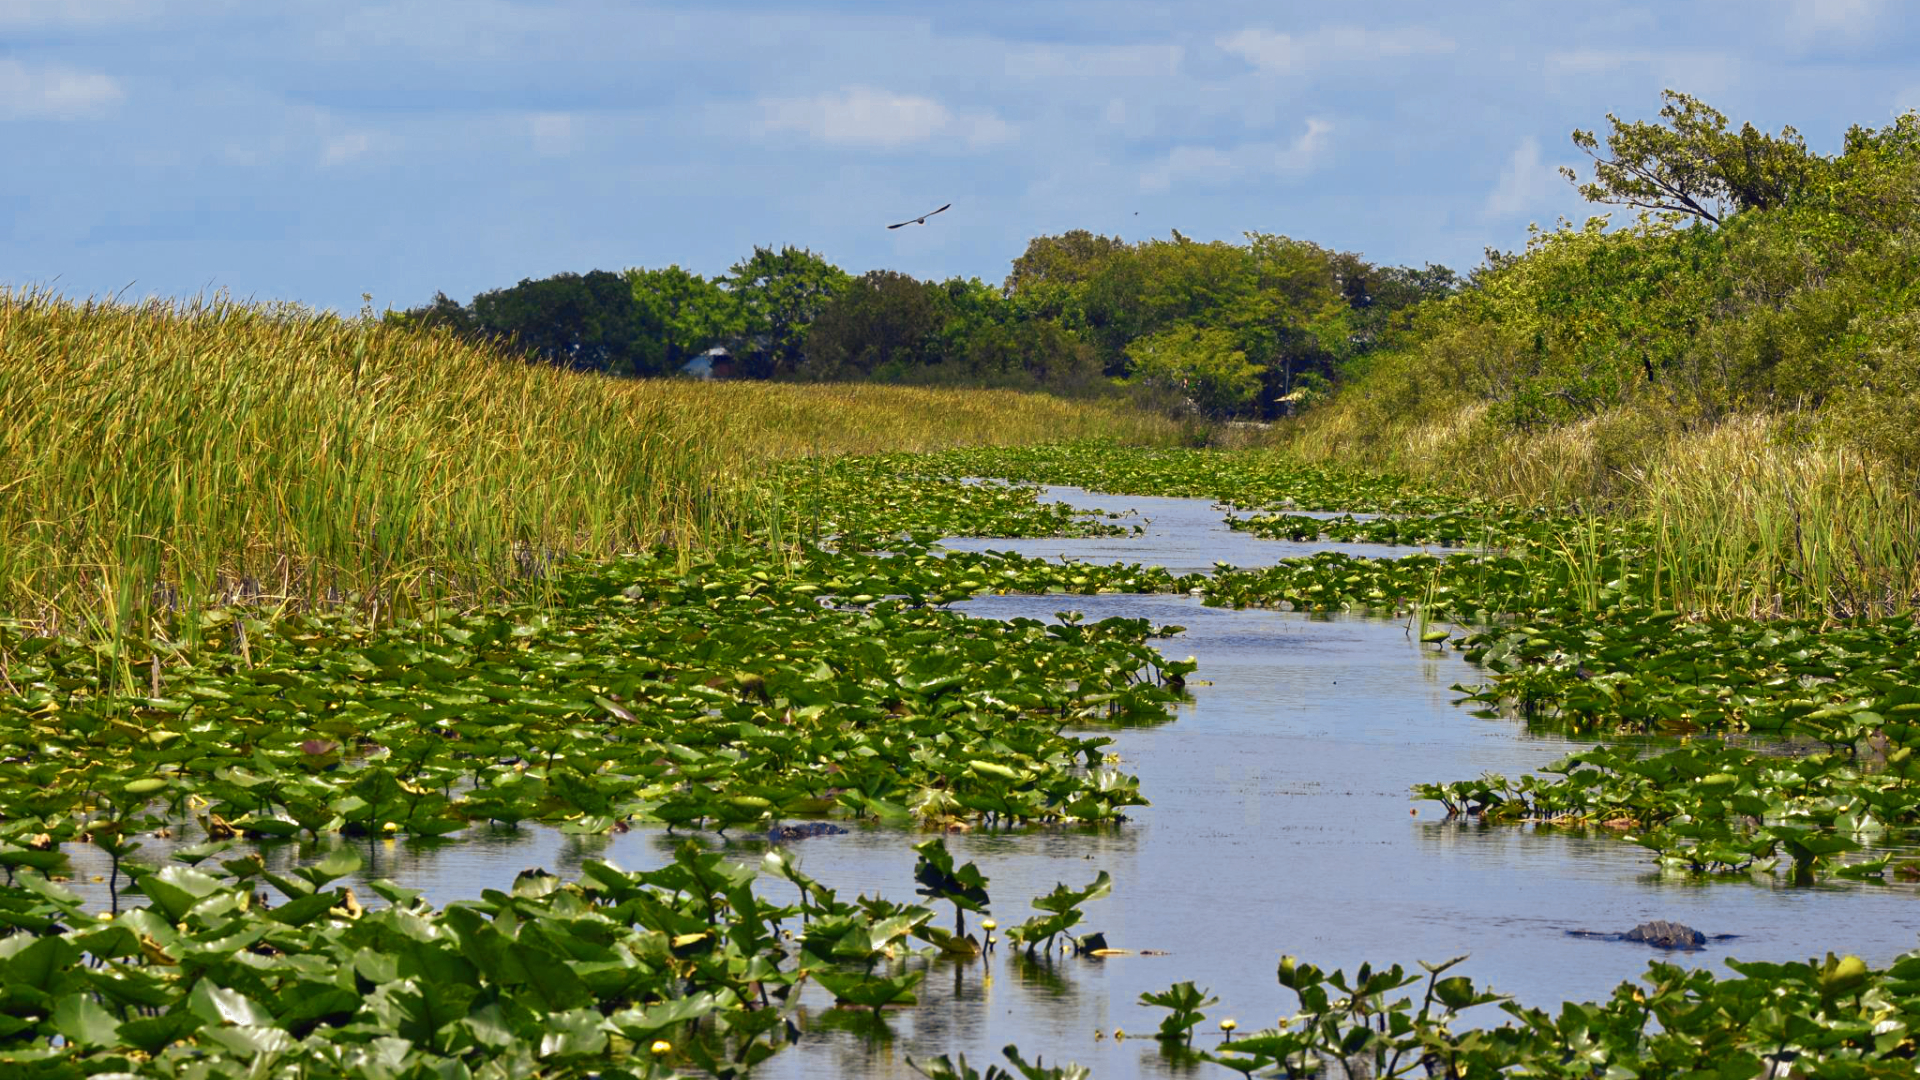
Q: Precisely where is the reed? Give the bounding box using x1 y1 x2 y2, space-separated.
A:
1633 419 1920 619
1281 398 1920 619
0 289 1171 635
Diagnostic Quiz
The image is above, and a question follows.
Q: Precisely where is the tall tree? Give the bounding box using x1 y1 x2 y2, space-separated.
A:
625 265 740 372
1078 231 1260 375
1562 90 1816 225
801 270 944 380
1002 230 1129 328
1124 324 1262 417
469 270 653 375
723 246 849 378
1004 230 1129 294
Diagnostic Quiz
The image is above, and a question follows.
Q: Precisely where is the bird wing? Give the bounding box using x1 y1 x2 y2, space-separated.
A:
885 203 951 229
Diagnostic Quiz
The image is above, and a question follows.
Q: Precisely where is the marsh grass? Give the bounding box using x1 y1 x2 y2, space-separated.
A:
0 289 1171 636
1634 419 1920 619
1283 403 1920 620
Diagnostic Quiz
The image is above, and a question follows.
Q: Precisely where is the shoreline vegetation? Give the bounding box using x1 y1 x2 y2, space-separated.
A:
0 287 1173 638
5 90 1920 1074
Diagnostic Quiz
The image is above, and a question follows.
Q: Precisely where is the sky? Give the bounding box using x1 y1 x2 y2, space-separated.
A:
4 0 1918 314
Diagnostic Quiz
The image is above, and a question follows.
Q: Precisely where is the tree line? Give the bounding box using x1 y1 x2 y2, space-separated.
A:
390 231 1456 418
395 90 1913 430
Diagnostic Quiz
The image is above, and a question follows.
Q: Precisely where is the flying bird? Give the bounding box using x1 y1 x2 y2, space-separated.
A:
887 203 951 229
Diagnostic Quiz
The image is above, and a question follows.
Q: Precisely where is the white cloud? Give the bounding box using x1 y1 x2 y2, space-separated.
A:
1482 138 1561 219
210 106 388 170
1218 25 1454 74
959 113 1016 148
755 86 1014 150
1140 118 1332 192
0 58 124 119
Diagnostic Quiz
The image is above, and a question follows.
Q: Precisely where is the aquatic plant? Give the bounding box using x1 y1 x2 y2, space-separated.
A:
912 838 990 953
0 845 802 1076
1189 945 1920 1077
0 542 1201 872
907 1045 1092 1080
1000 871 1111 957
1139 980 1217 1045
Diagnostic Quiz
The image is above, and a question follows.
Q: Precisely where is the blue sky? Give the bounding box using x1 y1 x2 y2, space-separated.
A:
5 0 1917 313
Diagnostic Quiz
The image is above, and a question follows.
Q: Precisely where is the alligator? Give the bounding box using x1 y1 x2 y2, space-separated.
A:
765 821 850 844
1566 920 1736 950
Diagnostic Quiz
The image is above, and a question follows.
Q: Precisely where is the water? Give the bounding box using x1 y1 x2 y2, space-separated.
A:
57 486 1920 1077
940 485 1434 573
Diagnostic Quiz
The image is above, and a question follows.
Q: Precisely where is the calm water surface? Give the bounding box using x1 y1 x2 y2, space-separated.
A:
65 485 1920 1077
940 484 1431 573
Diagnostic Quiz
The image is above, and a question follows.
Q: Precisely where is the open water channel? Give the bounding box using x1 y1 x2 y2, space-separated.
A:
66 485 1920 1077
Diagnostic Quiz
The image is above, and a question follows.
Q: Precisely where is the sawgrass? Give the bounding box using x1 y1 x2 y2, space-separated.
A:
1635 419 1920 619
1280 399 1920 619
0 289 1172 635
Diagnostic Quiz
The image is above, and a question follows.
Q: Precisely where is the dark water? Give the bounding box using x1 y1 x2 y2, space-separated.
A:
60 487 1920 1077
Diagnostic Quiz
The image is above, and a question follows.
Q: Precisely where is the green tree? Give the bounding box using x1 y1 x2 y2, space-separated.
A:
723 246 850 378
1125 324 1262 417
1243 233 1343 407
1562 90 1817 225
469 270 655 375
386 291 479 337
945 316 1102 395
802 270 945 380
906 277 1099 394
1079 231 1262 376
1002 230 1129 328
624 265 740 373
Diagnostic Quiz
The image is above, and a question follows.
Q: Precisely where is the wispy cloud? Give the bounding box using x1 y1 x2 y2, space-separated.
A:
1218 26 1454 74
755 86 1014 150
0 58 124 119
1482 137 1561 220
1140 118 1333 192
210 106 390 170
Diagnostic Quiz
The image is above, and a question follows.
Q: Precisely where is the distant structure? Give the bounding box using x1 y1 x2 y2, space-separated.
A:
681 347 736 380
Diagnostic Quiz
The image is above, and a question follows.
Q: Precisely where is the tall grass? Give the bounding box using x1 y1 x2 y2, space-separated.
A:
1281 399 1920 620
1634 419 1920 619
0 289 1172 636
